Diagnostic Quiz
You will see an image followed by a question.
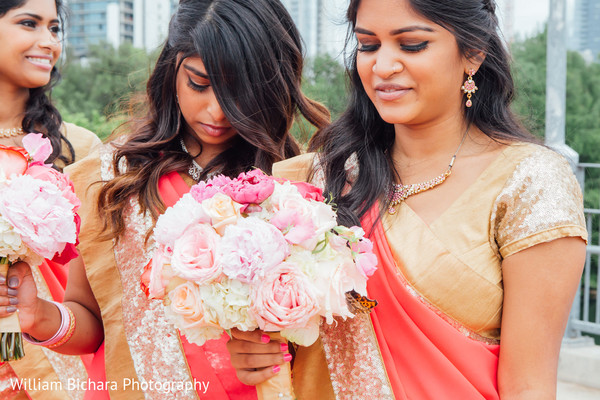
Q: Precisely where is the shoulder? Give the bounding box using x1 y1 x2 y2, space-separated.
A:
273 153 318 182
61 122 102 162
505 142 574 177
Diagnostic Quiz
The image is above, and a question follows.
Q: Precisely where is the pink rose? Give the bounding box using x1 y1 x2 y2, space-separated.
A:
218 217 289 282
22 133 53 166
250 263 320 344
290 181 325 202
223 170 275 212
141 245 174 299
170 224 222 285
26 165 81 211
270 209 317 249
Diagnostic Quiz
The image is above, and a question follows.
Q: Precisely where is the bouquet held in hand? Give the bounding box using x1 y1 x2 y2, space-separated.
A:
142 169 378 399
0 134 81 361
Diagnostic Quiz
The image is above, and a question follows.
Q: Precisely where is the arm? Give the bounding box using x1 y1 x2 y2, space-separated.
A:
498 237 586 399
0 255 104 355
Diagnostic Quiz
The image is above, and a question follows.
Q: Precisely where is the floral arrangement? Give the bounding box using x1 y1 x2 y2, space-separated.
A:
0 134 81 361
142 169 377 398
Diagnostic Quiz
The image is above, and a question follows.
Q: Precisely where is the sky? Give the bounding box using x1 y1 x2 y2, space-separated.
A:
497 0 550 38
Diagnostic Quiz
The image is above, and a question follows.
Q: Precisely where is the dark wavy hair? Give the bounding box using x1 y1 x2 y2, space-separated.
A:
99 0 330 240
308 0 535 227
0 0 74 167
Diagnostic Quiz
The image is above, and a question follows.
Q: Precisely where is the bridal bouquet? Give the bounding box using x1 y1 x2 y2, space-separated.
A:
142 169 377 399
0 134 81 361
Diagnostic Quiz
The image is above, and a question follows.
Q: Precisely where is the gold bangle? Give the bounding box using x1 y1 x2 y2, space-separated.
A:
47 306 75 349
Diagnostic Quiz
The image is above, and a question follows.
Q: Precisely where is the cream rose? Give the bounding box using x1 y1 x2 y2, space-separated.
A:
201 192 242 235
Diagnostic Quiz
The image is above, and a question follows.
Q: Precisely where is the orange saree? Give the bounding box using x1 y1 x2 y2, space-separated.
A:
363 206 500 399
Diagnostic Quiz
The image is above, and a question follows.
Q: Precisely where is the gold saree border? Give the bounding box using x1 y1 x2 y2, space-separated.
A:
66 148 144 400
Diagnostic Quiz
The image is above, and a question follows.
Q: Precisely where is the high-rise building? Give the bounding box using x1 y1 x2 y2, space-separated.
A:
66 0 172 58
280 0 347 59
571 0 600 61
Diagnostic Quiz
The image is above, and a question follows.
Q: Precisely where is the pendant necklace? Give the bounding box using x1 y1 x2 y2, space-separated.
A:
180 138 203 181
388 129 468 215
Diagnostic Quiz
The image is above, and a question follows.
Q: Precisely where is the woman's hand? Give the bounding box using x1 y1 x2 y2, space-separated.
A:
227 328 293 385
0 261 39 332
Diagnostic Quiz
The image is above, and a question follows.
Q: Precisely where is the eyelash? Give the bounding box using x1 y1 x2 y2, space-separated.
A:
19 20 62 36
357 41 429 53
187 78 209 92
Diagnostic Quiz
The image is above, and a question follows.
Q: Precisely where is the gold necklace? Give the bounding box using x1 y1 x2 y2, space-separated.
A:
388 129 468 215
0 127 24 138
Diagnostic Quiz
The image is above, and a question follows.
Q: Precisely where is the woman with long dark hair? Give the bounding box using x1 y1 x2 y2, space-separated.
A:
0 0 329 398
0 0 102 398
228 0 587 398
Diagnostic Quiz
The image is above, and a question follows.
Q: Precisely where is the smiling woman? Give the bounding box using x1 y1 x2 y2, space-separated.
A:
0 1 104 400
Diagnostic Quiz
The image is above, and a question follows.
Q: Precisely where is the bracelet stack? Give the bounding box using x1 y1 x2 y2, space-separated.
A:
23 301 76 348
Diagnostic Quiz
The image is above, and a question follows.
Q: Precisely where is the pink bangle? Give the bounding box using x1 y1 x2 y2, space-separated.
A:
23 301 72 347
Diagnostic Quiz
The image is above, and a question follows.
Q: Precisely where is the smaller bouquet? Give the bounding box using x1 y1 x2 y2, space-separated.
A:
142 170 377 399
0 134 81 361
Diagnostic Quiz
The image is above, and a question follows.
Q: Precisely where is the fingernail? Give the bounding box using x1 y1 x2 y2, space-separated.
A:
0 276 5 284
8 277 18 289
9 298 18 306
261 334 270 344
7 288 17 297
280 342 288 352
283 353 293 362
272 365 280 374
6 306 16 313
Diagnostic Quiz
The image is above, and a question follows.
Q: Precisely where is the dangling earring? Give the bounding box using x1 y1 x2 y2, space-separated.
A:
461 69 478 108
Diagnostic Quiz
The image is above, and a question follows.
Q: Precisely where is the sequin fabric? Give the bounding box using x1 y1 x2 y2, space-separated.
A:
100 146 199 400
310 154 393 399
320 317 394 399
490 146 587 258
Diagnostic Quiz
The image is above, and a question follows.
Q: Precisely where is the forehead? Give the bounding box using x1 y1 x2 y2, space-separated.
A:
5 0 58 18
355 0 432 30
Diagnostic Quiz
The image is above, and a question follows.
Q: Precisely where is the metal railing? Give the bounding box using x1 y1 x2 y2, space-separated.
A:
566 163 600 339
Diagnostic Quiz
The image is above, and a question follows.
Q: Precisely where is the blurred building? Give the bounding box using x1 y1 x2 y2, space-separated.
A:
570 0 600 62
280 0 348 60
66 0 174 58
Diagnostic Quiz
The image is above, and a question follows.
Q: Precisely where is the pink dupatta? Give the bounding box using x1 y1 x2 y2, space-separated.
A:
363 206 500 399
158 172 257 400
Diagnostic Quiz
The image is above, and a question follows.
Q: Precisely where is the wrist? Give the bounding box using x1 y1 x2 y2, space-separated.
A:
24 298 61 340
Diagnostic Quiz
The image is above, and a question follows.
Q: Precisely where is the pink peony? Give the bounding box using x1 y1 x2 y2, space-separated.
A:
250 262 320 345
141 245 174 299
290 181 325 202
0 145 28 178
217 217 289 282
190 175 232 203
352 237 377 278
26 165 81 211
170 224 222 285
223 170 275 212
154 193 211 246
0 175 76 259
22 133 52 166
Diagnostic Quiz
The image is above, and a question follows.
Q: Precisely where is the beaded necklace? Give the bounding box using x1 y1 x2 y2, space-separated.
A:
0 127 24 138
388 130 468 215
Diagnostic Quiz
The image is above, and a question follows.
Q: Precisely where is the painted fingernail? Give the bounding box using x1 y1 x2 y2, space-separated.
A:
8 277 18 289
272 365 281 374
280 342 288 352
9 298 18 306
6 306 16 313
0 275 5 284
7 288 17 297
283 353 293 362
261 334 270 344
